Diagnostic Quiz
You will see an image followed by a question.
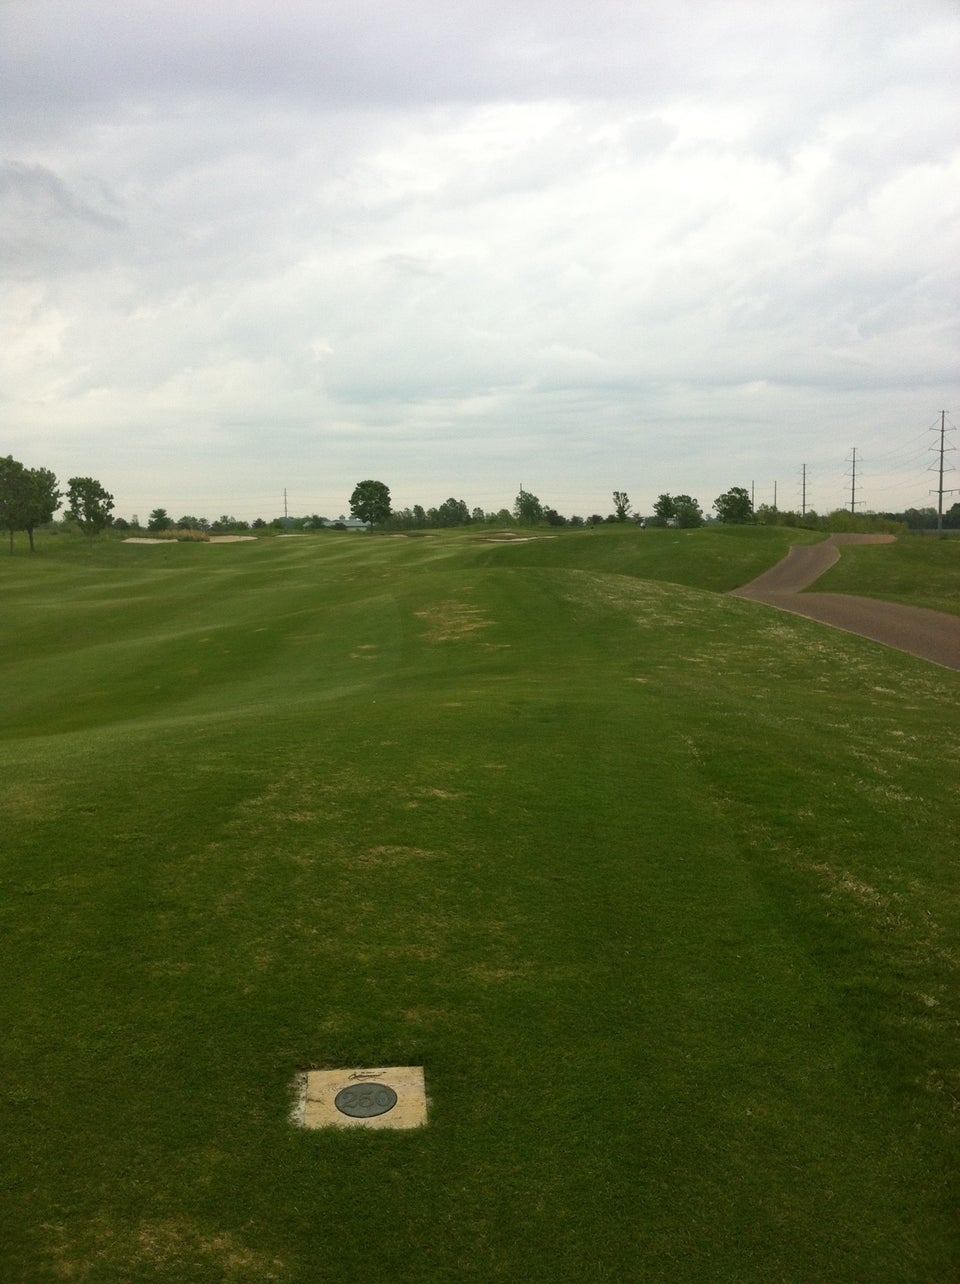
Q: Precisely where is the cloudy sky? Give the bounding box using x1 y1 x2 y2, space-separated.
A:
3 0 958 523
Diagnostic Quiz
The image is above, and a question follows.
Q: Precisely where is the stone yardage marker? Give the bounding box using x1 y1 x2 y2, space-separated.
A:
294 1066 427 1130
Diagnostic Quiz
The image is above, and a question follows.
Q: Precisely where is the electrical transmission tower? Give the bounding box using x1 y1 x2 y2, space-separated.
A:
929 411 957 532
845 447 864 514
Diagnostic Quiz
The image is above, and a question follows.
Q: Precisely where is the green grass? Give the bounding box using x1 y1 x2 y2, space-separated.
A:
2 529 959 1281
470 521 824 593
811 531 960 615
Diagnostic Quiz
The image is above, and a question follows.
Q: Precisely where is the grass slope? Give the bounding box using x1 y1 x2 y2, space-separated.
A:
470 522 823 593
811 532 960 616
2 530 959 1281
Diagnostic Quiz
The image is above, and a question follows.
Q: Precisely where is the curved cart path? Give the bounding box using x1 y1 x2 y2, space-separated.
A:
731 534 960 672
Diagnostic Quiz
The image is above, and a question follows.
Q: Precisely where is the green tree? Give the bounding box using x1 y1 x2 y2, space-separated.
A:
349 480 391 527
0 458 62 553
211 515 249 532
673 495 704 528
0 456 30 553
435 497 470 527
612 490 631 522
149 508 173 531
66 477 115 541
714 486 754 524
653 494 676 526
24 467 61 551
514 488 543 524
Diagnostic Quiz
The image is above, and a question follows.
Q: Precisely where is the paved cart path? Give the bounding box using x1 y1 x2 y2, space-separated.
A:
731 534 960 672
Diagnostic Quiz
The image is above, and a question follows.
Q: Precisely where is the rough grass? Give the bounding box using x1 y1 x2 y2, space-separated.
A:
2 529 959 1281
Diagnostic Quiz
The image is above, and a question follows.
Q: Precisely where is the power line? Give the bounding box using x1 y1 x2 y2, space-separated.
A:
930 410 958 532
845 447 864 514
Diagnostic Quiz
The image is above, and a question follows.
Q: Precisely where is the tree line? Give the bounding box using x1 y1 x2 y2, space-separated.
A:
350 481 774 530
0 457 114 552
348 480 642 530
8 457 950 553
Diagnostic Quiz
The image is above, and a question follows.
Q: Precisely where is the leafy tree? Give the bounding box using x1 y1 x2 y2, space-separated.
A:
0 456 31 553
612 490 631 522
0 458 61 552
514 489 543 524
544 508 566 526
653 494 676 525
673 495 704 528
714 486 754 524
211 515 249 532
66 477 115 540
23 467 61 551
656 494 703 527
471 507 485 524
149 508 173 531
435 497 470 527
902 506 938 531
349 479 391 526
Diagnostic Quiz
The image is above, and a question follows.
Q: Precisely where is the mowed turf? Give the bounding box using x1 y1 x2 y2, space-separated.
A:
811 531 960 616
2 528 959 1281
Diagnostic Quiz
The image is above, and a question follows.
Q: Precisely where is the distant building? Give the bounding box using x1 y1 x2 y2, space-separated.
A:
321 517 370 531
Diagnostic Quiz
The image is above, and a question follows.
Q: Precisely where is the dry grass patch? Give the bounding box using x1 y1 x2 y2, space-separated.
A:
414 601 492 642
43 1217 285 1282
356 845 438 867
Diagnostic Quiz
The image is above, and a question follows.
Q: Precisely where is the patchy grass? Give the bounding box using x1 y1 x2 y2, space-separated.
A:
1 529 958 1281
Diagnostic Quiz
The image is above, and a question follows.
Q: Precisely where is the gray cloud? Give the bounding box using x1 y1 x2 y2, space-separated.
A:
2 0 958 520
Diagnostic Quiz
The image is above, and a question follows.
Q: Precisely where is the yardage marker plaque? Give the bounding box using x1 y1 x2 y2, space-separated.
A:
295 1066 427 1130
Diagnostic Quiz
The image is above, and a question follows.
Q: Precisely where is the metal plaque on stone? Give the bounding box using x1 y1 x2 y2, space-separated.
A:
334 1082 398 1119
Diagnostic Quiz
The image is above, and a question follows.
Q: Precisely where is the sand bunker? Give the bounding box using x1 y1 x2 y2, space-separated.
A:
123 535 257 544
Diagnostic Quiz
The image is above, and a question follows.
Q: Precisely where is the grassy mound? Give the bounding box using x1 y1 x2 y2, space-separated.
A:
2 529 958 1281
811 531 960 615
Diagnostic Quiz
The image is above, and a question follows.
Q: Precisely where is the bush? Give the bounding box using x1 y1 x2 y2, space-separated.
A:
142 528 211 542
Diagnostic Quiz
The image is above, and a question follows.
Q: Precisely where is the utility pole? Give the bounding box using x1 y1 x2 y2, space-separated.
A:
800 463 807 519
930 411 957 533
283 488 288 521
773 480 777 510
846 447 863 514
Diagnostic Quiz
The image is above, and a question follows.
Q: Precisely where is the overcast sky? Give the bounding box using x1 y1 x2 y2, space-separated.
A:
3 0 958 522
